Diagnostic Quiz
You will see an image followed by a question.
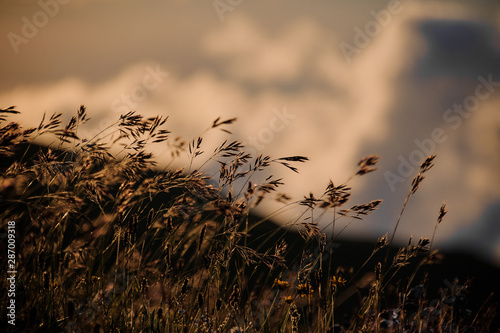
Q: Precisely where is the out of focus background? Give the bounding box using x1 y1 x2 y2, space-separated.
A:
1 0 500 266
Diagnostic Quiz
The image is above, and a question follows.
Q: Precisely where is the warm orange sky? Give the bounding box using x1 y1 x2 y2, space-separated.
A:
1 0 500 265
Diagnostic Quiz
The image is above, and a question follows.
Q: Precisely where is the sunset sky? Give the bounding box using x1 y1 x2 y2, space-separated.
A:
1 0 500 265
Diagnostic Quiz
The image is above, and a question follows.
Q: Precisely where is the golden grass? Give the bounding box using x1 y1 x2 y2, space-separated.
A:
0 105 497 332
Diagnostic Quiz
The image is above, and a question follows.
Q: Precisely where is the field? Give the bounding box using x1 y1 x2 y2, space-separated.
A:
1 106 499 332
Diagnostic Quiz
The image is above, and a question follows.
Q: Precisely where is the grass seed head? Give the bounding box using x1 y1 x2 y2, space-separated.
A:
356 154 380 175
438 203 447 224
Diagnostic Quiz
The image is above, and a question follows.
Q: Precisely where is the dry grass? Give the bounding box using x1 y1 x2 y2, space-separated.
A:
0 106 497 332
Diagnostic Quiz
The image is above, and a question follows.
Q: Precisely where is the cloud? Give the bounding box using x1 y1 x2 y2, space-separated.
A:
351 2 500 251
203 14 337 84
1 1 500 265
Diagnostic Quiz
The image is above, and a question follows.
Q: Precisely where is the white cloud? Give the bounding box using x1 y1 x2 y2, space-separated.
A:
203 14 327 84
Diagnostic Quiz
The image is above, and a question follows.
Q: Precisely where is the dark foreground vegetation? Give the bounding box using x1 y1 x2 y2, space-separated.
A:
0 106 499 332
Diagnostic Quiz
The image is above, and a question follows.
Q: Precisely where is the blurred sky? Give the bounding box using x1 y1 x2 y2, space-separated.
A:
1 0 500 265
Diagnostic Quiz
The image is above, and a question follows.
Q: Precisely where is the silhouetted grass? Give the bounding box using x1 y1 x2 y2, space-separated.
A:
0 106 497 332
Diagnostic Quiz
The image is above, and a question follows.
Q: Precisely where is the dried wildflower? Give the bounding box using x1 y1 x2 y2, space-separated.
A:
431 203 448 249
0 105 20 121
274 156 309 173
356 155 380 175
296 283 314 298
274 278 290 290
300 192 320 209
411 173 425 194
219 162 228 183
205 198 244 216
413 237 430 254
274 240 288 257
188 136 203 158
331 276 346 287
261 253 287 269
213 140 243 157
212 116 237 130
375 234 389 250
420 154 436 172
0 106 460 332
275 192 292 203
258 177 284 194
351 199 383 215
411 155 437 194
320 181 351 208
393 248 409 267
299 222 321 240
437 203 447 224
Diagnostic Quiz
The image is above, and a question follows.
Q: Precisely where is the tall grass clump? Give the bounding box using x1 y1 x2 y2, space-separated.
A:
0 106 497 332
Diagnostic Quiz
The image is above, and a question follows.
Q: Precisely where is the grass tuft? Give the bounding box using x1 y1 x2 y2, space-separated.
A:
0 106 497 332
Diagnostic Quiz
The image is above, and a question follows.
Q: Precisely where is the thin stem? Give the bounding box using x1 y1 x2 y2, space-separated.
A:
430 222 439 250
389 193 411 246
384 192 411 268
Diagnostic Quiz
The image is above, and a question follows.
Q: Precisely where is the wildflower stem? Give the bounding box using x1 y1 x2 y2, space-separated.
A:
384 192 411 269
